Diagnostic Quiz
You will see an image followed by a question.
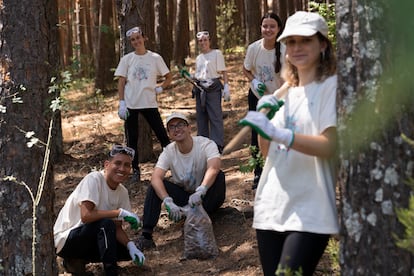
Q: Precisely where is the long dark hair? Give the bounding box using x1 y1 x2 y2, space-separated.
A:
261 13 284 73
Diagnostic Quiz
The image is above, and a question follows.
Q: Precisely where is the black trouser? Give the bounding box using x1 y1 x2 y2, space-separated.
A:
256 229 330 276
141 170 226 234
248 90 262 177
125 108 170 171
57 219 130 268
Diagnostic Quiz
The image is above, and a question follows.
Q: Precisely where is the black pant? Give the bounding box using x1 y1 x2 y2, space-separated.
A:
248 90 262 177
57 219 130 265
141 170 226 233
256 229 330 276
125 108 170 170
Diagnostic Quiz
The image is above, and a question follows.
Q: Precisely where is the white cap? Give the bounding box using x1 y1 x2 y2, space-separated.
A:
277 11 328 42
165 112 189 126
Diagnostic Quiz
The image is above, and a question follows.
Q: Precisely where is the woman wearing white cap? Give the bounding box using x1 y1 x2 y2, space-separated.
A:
114 26 172 183
240 11 338 276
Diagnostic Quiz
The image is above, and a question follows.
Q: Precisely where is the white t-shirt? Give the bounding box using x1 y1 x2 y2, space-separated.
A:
53 171 131 253
253 75 339 234
194 49 226 81
156 136 220 192
243 38 285 95
114 50 170 109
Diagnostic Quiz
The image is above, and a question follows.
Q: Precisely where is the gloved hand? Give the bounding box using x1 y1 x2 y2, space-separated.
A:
188 185 208 207
251 79 266 98
222 83 231 102
155 86 163 94
256 95 284 120
239 111 294 147
118 208 141 230
163 197 182 222
118 100 129 120
127 241 145 266
179 68 191 78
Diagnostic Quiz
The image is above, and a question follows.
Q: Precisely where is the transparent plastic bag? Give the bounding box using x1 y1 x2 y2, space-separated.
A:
181 204 219 259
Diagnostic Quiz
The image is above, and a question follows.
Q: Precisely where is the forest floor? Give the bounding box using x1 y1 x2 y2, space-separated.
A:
54 51 340 275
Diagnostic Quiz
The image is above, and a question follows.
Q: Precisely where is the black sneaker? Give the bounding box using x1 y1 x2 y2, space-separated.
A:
252 175 260 190
130 168 140 183
136 235 156 251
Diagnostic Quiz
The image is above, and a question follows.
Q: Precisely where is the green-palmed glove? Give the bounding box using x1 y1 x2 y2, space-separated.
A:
127 241 145 266
118 208 141 230
256 94 284 120
180 68 191 78
251 79 266 98
239 111 294 147
163 196 182 222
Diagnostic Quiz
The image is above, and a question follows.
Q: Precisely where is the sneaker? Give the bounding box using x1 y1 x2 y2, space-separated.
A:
130 168 140 183
136 235 156 251
252 175 260 190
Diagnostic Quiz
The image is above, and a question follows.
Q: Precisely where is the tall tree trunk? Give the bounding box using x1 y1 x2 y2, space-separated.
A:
0 0 59 274
244 0 261 45
115 0 153 162
174 0 190 66
95 0 116 91
337 0 414 274
155 0 172 67
198 0 217 48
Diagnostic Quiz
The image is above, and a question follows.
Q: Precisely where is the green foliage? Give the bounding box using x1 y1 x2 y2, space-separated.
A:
216 0 243 53
239 145 264 173
395 190 414 254
395 134 414 253
308 1 336 48
325 238 340 273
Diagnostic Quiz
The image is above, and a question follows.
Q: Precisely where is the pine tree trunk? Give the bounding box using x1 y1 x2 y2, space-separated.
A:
337 0 414 274
0 0 59 274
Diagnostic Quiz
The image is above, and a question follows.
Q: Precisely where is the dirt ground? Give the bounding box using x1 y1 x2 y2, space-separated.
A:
54 52 339 275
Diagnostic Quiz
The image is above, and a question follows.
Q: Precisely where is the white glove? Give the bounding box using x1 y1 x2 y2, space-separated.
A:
251 79 266 99
155 86 163 94
118 208 141 230
188 185 208 207
118 100 129 120
239 111 294 147
127 241 145 266
222 84 231 102
256 95 284 119
163 197 182 222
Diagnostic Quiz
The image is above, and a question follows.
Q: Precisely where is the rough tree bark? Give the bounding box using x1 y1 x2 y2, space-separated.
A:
337 0 414 274
0 0 59 274
198 0 218 48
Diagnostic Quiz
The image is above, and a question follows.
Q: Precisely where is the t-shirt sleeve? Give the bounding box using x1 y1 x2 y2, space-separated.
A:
156 54 170 76
75 173 102 207
243 44 254 70
216 50 226 72
155 149 171 171
319 75 338 132
114 54 128 77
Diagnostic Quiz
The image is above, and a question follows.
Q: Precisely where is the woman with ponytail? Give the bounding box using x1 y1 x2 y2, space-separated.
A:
243 12 285 189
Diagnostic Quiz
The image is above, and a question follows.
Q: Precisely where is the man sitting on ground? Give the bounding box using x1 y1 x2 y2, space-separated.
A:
54 145 145 276
137 112 226 249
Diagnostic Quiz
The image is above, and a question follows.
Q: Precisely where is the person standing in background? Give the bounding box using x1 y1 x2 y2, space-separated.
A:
243 13 285 189
240 11 338 276
115 26 172 183
181 31 230 153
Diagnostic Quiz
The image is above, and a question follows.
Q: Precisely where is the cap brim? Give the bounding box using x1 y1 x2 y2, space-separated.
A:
277 28 318 42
